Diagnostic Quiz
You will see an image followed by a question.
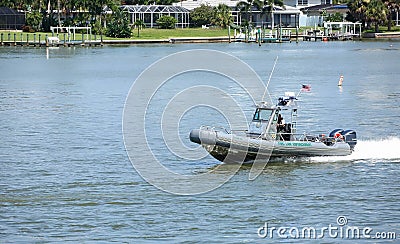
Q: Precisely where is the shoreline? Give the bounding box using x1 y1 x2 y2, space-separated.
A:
1 33 400 47
362 32 400 39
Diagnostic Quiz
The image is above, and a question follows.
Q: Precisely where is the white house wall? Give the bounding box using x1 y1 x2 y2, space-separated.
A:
285 0 298 8
175 0 324 10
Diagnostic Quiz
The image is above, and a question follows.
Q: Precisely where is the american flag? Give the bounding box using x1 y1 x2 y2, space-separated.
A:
301 84 311 92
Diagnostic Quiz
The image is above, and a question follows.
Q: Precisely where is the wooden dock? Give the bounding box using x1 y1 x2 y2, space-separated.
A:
0 33 233 46
0 40 103 47
303 34 357 41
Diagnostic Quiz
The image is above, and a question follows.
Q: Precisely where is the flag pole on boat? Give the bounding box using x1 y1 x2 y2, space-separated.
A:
297 84 311 97
262 56 278 103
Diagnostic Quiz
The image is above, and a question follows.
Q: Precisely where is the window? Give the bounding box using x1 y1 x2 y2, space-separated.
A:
297 0 308 5
253 109 273 121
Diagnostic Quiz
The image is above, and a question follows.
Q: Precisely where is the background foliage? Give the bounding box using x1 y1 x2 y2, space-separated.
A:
106 8 131 37
156 15 177 29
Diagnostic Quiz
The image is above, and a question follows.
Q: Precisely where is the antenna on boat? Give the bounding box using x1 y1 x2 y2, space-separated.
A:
262 56 279 103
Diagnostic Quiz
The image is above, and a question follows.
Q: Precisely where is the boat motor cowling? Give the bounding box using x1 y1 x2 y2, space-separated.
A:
343 130 357 151
329 129 344 138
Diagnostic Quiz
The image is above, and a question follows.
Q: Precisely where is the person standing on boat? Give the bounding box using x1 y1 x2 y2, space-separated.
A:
277 114 285 132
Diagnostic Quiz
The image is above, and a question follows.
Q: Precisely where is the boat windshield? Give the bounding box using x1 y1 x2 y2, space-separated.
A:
253 108 273 121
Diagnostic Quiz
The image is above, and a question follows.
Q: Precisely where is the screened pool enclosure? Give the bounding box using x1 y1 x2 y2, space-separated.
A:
0 7 25 30
121 5 190 28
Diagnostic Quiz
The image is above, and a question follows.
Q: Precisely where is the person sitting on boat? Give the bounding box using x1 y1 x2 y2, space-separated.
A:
277 114 285 133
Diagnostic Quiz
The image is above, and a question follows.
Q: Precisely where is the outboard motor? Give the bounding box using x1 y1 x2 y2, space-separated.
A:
342 130 357 151
329 129 344 138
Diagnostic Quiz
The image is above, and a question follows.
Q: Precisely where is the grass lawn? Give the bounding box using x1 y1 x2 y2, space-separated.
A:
132 28 228 39
364 25 400 33
0 28 229 42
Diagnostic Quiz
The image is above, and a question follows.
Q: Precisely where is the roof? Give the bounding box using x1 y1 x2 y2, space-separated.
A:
300 4 348 12
273 5 302 14
0 7 24 15
121 5 190 13
173 0 239 10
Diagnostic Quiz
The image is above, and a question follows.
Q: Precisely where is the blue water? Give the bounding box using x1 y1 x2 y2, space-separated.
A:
1 41 400 242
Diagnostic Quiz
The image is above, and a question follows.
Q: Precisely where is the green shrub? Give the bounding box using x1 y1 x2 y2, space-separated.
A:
190 5 214 27
92 20 106 35
156 15 177 29
106 9 131 38
42 14 57 32
25 11 42 32
326 13 343 22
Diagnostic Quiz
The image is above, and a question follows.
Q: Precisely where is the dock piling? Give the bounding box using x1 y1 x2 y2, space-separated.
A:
228 25 231 43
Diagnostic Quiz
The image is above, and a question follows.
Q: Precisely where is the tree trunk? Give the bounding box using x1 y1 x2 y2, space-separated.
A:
388 11 392 31
100 14 103 43
271 11 274 30
375 23 379 33
57 0 60 28
361 13 365 31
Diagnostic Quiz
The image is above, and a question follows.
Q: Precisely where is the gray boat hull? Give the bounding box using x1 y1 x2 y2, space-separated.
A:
190 128 352 163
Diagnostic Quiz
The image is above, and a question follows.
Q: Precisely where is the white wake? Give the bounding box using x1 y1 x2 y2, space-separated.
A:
310 137 400 163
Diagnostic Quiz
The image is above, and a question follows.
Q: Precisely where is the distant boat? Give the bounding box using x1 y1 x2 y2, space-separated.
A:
338 75 344 86
190 92 357 163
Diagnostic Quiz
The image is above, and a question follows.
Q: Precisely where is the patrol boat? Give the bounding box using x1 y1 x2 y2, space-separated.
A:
189 92 357 163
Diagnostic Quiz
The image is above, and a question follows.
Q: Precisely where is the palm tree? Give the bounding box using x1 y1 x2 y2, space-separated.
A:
385 0 400 31
134 19 145 37
237 0 253 25
237 0 265 41
347 0 370 29
365 0 387 32
213 4 233 28
263 0 285 30
236 0 253 41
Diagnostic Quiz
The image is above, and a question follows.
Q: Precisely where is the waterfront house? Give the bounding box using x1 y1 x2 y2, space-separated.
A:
172 0 351 27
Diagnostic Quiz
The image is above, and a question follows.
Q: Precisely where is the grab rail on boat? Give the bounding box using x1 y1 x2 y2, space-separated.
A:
197 127 343 143
275 132 320 142
200 125 250 135
273 132 344 143
200 125 230 134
